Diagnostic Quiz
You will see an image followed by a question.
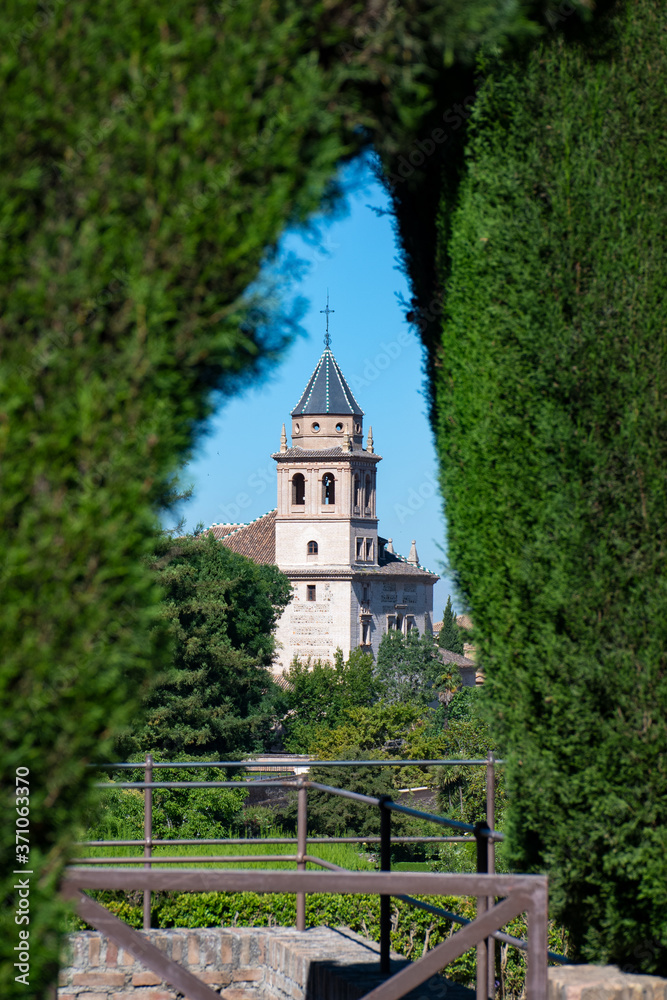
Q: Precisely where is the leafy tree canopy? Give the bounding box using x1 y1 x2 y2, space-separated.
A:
374 629 440 706
85 754 248 843
116 533 291 759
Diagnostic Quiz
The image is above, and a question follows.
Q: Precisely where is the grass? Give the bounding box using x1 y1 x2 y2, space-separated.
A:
76 833 374 871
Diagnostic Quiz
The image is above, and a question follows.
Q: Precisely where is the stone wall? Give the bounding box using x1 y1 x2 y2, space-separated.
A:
547 964 667 999
58 926 474 1000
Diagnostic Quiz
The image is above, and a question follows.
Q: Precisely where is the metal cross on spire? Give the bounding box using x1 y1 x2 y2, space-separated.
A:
320 292 334 348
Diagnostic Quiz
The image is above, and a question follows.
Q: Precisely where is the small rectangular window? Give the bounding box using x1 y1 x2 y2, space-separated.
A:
365 537 373 561
356 537 364 559
361 620 371 645
306 585 316 602
387 614 397 631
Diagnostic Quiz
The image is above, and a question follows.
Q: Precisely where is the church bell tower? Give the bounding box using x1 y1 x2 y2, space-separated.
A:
274 315 381 572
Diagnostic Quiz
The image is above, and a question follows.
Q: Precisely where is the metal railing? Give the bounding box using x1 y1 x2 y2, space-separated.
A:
68 754 565 1000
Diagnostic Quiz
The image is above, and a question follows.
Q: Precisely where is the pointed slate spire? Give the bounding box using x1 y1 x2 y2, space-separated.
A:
408 540 419 565
280 423 287 452
291 349 364 417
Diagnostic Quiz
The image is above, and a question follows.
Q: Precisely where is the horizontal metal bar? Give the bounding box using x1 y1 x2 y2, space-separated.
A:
79 835 474 848
69 855 298 865
63 868 547 897
95 779 300 789
90 759 504 769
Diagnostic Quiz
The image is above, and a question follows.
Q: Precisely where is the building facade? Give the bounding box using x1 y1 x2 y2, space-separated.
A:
210 344 438 673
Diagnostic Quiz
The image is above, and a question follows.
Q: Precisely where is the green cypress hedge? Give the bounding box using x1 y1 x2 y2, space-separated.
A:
0 3 369 995
431 0 667 971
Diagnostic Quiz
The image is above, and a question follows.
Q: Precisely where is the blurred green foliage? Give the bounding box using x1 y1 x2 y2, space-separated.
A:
424 0 667 972
0 0 355 991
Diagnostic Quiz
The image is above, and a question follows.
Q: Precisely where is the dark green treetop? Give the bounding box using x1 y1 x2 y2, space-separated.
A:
438 596 464 654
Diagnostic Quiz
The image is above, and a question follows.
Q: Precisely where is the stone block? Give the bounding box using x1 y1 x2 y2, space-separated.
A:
187 933 200 965
199 970 233 985
73 972 126 987
232 968 264 982
219 935 233 965
548 965 667 1000
153 934 171 957
106 941 118 966
89 937 101 966
171 936 183 963
201 933 220 966
132 972 164 986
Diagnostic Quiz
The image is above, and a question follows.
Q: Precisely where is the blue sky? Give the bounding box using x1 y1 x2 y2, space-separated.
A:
174 159 458 618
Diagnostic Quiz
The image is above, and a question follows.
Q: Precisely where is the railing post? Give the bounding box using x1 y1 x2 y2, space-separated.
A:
379 795 392 975
526 878 548 999
143 753 153 931
486 752 496 998
474 820 490 1000
296 779 307 931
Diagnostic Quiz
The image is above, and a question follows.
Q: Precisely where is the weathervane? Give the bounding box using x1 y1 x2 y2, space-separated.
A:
320 291 334 348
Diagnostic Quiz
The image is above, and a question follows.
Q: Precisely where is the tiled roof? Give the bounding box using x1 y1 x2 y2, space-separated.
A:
207 510 277 564
355 562 439 580
291 349 363 417
205 511 437 580
273 446 381 461
438 648 476 668
208 523 246 540
378 547 439 578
